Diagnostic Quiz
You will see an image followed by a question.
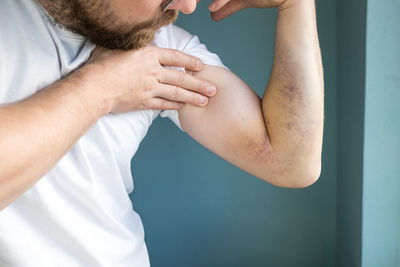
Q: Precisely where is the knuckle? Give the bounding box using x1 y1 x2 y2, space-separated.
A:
148 66 160 78
142 46 157 59
192 58 199 68
172 103 180 110
133 47 145 57
155 69 163 81
177 71 185 87
143 90 153 102
142 98 150 108
143 80 154 92
200 81 208 92
171 49 180 65
172 86 179 100
143 46 155 53
138 101 147 110
213 0 224 6
159 100 169 110
192 94 201 105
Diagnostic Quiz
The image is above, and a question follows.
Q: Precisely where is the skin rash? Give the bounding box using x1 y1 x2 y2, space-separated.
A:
274 47 314 139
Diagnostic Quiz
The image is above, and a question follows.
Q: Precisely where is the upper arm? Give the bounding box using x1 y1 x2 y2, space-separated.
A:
162 24 291 186
177 65 290 186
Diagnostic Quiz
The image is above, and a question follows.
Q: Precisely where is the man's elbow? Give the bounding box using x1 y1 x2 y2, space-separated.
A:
288 161 321 188
287 165 321 188
266 162 321 189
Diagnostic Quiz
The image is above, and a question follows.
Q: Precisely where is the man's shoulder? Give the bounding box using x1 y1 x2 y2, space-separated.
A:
155 24 227 70
154 23 226 70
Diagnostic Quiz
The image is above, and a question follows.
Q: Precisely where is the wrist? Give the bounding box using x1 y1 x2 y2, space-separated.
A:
70 64 114 117
277 0 315 12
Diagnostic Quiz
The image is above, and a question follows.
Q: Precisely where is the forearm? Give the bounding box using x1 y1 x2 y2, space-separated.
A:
262 0 324 186
0 67 109 210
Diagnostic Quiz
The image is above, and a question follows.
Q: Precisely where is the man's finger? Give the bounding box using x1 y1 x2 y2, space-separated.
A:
211 0 247 21
160 68 217 97
158 48 203 71
156 84 209 107
148 97 185 110
208 0 231 12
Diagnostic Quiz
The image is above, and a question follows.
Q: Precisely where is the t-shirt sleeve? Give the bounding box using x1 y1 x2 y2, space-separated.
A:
158 24 229 132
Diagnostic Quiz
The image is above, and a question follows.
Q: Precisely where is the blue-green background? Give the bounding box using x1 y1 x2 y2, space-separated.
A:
129 0 400 266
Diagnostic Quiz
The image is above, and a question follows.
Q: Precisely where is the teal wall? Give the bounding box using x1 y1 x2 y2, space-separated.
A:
336 0 367 265
130 0 338 266
362 0 400 266
337 0 400 266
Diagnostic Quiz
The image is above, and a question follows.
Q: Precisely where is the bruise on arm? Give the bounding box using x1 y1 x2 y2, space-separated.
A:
264 45 315 146
262 42 323 184
178 65 290 185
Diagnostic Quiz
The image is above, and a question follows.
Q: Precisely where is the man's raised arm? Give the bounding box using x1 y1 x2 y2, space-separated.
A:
177 0 324 188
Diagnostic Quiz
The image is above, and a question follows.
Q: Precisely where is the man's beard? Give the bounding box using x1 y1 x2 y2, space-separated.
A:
40 0 178 50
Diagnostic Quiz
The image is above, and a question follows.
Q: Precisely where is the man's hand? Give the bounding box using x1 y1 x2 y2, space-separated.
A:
0 44 219 210
85 46 217 114
208 0 290 20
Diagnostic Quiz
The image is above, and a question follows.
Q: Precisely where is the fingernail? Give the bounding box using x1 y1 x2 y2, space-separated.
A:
209 2 216 11
199 96 208 105
207 85 216 96
196 60 203 69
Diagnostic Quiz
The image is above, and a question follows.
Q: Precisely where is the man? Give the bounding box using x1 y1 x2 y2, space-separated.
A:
0 0 324 265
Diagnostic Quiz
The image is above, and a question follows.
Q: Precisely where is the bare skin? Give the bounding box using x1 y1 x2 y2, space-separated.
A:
0 0 324 210
175 0 324 187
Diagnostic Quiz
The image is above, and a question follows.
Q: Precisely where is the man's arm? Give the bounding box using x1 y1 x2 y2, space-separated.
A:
0 68 107 211
0 47 214 211
178 0 324 188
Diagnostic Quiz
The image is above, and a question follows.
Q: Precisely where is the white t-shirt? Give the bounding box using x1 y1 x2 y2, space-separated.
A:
0 0 226 266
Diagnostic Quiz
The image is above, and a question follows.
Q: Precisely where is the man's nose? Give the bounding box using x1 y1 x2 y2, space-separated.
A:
169 0 198 14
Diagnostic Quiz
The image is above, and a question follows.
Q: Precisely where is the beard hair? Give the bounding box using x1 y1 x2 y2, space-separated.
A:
40 0 178 50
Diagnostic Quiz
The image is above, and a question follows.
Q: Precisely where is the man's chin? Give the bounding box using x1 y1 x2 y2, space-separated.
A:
91 31 155 50
90 11 178 50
